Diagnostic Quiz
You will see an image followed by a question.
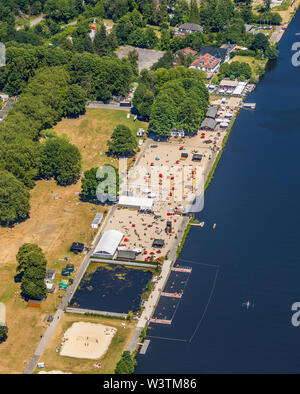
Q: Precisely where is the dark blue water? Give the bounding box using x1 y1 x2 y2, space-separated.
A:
136 13 300 374
70 265 152 313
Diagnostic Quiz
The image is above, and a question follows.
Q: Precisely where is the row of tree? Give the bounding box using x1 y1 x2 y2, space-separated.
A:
133 66 209 138
218 61 252 81
0 44 135 100
16 243 48 300
0 66 83 225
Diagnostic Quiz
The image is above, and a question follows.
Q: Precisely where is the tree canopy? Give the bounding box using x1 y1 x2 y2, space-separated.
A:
0 170 31 225
39 136 81 185
107 124 138 157
16 243 47 300
115 351 136 374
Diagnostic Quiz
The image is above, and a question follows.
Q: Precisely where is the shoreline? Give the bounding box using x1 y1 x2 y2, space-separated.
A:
21 3 300 373
127 4 300 359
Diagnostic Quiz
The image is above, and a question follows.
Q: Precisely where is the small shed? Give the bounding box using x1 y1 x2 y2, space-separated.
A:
152 239 165 248
117 250 136 261
28 299 42 308
70 242 84 254
192 154 203 162
181 153 188 159
91 212 103 229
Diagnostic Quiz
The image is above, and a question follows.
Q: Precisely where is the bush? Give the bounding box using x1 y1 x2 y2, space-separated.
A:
0 325 8 344
115 351 136 374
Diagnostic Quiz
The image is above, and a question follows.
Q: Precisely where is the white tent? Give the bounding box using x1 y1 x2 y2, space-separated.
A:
118 195 154 211
93 230 124 258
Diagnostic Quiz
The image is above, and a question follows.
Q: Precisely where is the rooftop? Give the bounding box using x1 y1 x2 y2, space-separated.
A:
178 23 204 32
191 53 221 70
177 47 198 57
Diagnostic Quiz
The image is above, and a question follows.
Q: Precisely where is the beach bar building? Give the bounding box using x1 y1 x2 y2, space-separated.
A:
93 230 124 259
200 118 217 130
206 106 218 119
117 250 137 261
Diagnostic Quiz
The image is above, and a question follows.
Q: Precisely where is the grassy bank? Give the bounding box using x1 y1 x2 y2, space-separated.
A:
204 111 238 191
176 219 192 257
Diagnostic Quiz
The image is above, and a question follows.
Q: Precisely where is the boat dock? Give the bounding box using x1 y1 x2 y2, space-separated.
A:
241 102 256 110
161 292 182 298
149 318 172 324
171 266 192 273
190 222 205 227
139 339 150 354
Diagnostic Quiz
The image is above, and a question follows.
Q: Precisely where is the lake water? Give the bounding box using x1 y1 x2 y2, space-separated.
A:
136 12 300 373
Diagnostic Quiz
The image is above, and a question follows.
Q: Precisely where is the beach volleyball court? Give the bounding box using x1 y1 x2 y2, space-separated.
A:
60 322 116 359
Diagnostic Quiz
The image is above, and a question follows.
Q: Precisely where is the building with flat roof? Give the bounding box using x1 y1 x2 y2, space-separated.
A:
118 195 154 211
117 250 137 261
94 230 124 259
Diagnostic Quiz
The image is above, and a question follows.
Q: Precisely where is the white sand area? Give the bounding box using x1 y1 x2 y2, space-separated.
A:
60 322 116 359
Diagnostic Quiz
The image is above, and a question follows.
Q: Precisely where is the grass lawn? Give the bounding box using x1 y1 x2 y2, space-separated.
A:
230 55 268 82
33 313 136 374
54 108 148 171
0 107 147 373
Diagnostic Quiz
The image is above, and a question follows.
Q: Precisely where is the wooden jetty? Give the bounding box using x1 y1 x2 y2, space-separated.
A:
150 318 172 325
161 292 182 299
172 266 192 273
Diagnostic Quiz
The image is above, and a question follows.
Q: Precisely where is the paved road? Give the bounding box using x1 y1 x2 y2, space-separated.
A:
0 98 17 121
16 15 45 31
270 26 284 44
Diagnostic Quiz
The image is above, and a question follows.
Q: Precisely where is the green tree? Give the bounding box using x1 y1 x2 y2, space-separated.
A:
0 170 30 225
0 135 40 189
16 243 47 300
0 326 8 344
107 125 138 157
40 137 81 185
65 84 87 118
93 23 108 56
133 83 155 119
127 50 139 78
115 351 136 374
189 0 200 24
251 32 270 52
16 243 47 273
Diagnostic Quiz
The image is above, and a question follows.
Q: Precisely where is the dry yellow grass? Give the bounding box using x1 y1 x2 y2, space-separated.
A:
0 108 147 373
54 108 148 171
34 314 136 374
